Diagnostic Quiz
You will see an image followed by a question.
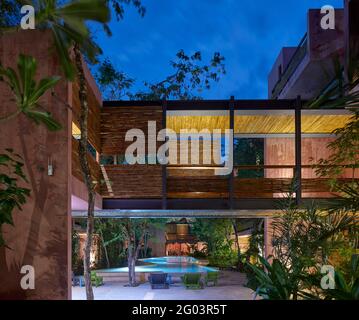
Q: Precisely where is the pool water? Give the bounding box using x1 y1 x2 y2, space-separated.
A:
97 256 217 274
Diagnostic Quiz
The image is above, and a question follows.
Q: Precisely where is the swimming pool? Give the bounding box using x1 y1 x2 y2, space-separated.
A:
97 256 217 274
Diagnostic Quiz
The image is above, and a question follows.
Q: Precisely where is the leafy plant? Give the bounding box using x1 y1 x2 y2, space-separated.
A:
192 218 238 268
95 58 134 100
96 50 226 101
304 254 359 300
208 245 238 269
133 50 225 100
313 112 359 184
323 254 359 300
246 180 357 300
94 218 166 286
31 0 113 300
0 54 61 130
246 256 314 300
29 0 111 80
0 149 30 247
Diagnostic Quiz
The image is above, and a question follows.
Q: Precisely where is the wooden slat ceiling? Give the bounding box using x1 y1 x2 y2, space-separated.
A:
167 115 351 134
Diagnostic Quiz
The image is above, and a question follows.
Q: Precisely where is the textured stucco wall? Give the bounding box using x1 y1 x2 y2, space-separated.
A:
0 30 72 299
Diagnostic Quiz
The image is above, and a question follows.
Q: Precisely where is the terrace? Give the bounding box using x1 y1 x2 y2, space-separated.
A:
72 270 253 300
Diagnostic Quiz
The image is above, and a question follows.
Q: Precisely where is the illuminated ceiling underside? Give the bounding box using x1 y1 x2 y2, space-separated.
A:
167 112 352 134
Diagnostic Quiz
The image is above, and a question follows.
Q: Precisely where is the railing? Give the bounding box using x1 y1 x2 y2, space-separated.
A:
100 163 358 201
166 164 356 199
271 33 308 99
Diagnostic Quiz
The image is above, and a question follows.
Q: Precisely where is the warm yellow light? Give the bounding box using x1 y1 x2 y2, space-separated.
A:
72 122 81 139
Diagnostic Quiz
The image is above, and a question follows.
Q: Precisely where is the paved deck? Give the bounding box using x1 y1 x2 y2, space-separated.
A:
72 271 255 300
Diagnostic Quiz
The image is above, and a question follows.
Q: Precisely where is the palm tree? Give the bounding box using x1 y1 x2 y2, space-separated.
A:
23 0 109 79
2 0 111 299
26 0 111 300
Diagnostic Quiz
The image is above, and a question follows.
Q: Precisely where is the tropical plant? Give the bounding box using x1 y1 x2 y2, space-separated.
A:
0 54 61 249
313 112 359 184
25 0 110 80
94 218 126 269
322 254 359 300
0 149 30 247
245 219 264 263
246 179 357 300
208 245 238 269
21 0 111 300
1 0 111 300
192 218 238 268
0 54 61 130
101 219 165 286
301 254 359 300
246 256 318 300
272 202 357 272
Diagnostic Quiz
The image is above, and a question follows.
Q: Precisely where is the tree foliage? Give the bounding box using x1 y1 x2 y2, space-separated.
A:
96 50 226 100
0 149 30 247
26 0 111 80
109 0 146 20
93 218 166 286
0 0 21 28
247 182 358 300
247 256 315 300
134 50 226 100
95 58 134 100
191 219 237 268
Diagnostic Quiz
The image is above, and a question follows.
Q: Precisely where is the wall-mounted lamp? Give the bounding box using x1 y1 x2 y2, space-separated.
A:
48 157 54 176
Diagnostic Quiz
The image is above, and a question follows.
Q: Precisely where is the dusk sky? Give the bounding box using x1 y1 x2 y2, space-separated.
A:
94 0 343 99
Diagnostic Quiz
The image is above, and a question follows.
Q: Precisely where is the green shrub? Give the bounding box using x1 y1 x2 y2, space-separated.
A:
208 246 238 269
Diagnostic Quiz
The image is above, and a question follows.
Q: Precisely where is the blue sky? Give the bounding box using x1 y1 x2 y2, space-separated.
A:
94 0 343 99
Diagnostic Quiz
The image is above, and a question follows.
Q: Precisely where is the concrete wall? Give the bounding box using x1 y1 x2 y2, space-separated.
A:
268 9 345 99
0 30 71 299
268 47 297 97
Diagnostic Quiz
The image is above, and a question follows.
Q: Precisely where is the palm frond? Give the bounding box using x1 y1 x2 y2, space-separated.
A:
0 54 62 130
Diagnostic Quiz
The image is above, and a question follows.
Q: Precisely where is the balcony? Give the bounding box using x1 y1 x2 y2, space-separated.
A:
271 34 308 99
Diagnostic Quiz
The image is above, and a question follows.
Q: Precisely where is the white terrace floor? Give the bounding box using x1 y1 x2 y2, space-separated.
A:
72 271 255 300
